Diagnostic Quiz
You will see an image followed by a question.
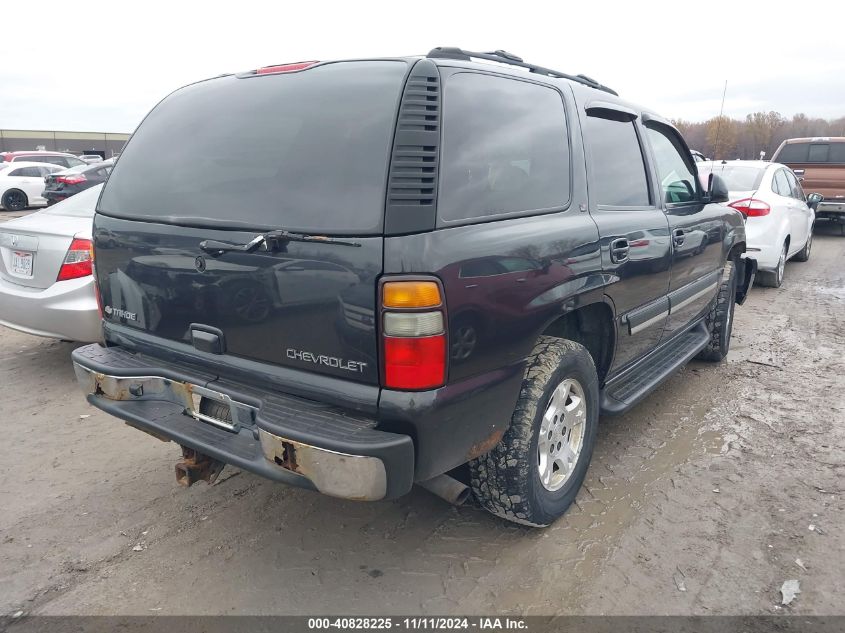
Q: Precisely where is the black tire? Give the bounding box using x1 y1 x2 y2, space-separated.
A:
696 259 737 362
1 189 28 212
793 230 812 262
757 241 787 288
469 336 599 527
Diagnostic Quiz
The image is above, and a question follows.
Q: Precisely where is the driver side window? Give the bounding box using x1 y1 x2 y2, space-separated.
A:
645 125 699 204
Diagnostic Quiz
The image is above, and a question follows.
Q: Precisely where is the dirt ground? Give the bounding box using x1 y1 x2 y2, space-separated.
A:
0 221 843 618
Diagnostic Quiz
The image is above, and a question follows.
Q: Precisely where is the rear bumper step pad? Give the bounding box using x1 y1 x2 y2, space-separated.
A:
72 344 414 500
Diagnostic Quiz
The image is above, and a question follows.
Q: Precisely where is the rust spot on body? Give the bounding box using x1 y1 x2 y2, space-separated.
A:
466 427 506 460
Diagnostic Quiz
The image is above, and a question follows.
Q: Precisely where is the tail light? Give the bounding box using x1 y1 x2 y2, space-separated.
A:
56 174 87 185
629 239 650 247
57 238 93 281
729 198 770 217
256 61 318 75
381 280 447 390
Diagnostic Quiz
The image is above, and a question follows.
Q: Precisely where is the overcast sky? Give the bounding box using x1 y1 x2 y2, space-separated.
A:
3 0 844 133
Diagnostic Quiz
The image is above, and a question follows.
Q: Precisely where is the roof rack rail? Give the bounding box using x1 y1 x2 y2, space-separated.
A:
426 47 618 96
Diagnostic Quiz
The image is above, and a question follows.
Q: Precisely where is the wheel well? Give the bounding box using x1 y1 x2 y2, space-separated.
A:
2 188 28 202
729 241 745 262
541 302 614 384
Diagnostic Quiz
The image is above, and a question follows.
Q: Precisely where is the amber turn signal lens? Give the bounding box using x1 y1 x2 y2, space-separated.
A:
383 281 441 308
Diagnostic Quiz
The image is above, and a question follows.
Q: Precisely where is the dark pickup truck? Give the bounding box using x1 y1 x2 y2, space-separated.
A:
72 48 754 526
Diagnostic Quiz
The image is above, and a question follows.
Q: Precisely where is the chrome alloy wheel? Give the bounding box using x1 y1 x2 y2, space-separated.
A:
776 244 786 285
537 378 587 492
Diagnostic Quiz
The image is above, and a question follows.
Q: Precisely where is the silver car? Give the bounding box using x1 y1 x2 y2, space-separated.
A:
0 184 102 342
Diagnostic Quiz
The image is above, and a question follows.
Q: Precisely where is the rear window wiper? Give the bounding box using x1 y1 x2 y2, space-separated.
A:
199 230 361 255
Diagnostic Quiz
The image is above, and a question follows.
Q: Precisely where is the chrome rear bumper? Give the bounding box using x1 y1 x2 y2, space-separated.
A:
72 345 414 500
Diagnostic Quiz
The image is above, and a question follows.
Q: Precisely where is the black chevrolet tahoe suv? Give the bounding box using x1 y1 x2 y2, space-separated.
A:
72 48 755 526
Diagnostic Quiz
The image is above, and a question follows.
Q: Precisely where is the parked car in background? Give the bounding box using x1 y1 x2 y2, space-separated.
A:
71 47 753 527
43 159 114 204
1 151 87 169
698 160 815 287
772 137 845 226
78 154 105 164
0 184 102 342
0 161 64 211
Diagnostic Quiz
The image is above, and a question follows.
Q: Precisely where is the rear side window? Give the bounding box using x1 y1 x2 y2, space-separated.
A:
784 170 804 199
438 73 570 222
773 170 791 196
30 156 61 166
99 61 408 234
14 167 42 177
584 115 650 207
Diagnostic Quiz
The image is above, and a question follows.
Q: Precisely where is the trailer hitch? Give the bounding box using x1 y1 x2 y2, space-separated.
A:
175 446 225 487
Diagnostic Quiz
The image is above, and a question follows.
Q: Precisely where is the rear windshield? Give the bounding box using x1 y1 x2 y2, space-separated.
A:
43 183 102 217
98 61 408 234
775 141 845 164
698 164 765 191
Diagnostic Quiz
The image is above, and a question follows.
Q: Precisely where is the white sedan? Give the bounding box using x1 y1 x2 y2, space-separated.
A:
698 160 815 288
0 161 64 211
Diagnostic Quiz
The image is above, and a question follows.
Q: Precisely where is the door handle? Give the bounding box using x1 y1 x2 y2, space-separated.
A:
609 238 629 263
672 229 685 246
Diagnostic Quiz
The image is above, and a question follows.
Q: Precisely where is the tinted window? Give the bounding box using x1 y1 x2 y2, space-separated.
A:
775 142 809 163
8 168 28 177
99 61 407 234
830 143 845 163
773 170 791 197
697 164 765 191
31 156 62 165
645 125 699 204
439 73 570 222
584 115 650 207
807 144 829 162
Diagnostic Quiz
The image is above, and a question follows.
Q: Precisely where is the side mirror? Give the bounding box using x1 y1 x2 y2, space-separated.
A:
708 174 730 204
806 192 823 210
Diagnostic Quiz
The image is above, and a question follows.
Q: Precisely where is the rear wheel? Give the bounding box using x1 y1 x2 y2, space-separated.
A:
696 259 737 362
1 189 28 212
469 336 599 527
793 229 812 262
758 241 787 288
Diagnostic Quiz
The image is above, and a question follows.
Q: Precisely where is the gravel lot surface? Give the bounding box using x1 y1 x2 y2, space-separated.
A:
1 217 842 617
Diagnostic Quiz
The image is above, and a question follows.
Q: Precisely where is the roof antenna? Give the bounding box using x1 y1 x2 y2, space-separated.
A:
712 80 728 160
